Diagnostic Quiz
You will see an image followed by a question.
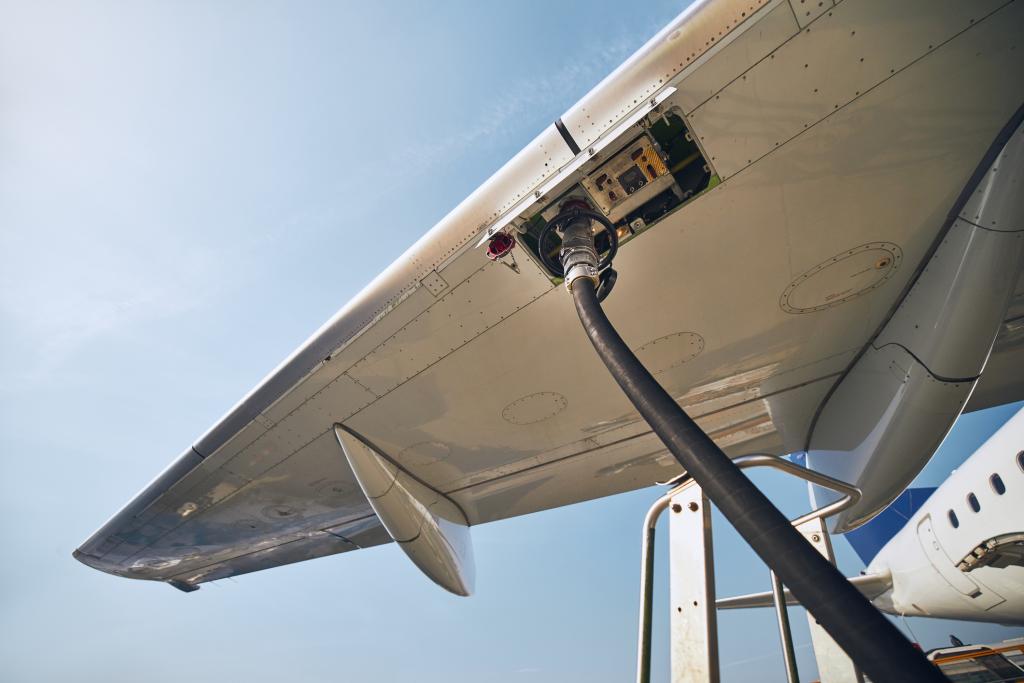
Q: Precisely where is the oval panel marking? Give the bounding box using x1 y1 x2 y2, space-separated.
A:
501 391 568 425
261 504 300 520
314 479 356 501
634 332 705 374
780 242 902 314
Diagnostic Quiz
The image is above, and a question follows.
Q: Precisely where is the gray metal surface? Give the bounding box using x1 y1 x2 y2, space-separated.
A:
335 426 474 596
75 0 1024 588
636 493 671 683
771 569 800 683
808 117 1024 532
798 518 863 683
669 481 719 683
638 454 861 682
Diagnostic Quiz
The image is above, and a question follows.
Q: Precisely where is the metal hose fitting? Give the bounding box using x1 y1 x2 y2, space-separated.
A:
559 212 600 291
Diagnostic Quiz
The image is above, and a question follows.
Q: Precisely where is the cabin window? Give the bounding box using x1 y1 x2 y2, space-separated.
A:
967 492 980 513
990 473 1006 495
948 510 959 528
1018 450 1024 473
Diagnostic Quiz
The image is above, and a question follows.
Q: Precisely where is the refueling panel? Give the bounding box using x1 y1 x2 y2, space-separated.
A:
581 134 675 221
515 108 715 278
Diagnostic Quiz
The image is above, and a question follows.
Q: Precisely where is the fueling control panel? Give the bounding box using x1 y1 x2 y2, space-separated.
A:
514 107 716 278
581 135 676 223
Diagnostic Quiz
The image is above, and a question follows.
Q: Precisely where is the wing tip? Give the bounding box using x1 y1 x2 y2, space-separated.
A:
72 547 99 568
72 546 125 578
167 579 200 593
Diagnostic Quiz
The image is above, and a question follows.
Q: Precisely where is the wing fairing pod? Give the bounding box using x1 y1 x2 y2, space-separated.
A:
807 117 1024 532
333 425 475 596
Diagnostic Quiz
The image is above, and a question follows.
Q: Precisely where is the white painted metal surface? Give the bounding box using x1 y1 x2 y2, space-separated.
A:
334 426 474 596
809 119 1024 532
641 455 863 682
687 0 1009 179
560 0 776 150
798 517 862 683
867 409 1024 624
668 482 719 683
674 0 798 114
75 0 1024 589
717 409 1024 626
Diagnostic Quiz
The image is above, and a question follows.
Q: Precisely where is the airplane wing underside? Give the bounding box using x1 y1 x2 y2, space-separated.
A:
76 0 1024 589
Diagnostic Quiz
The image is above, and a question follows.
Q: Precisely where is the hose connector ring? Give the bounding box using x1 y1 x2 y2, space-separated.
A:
536 206 619 279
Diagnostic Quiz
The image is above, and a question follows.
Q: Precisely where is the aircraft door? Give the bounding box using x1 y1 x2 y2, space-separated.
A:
917 515 1005 610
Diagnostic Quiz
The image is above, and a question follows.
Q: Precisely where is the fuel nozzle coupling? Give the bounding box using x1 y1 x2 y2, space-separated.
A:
559 204 600 292
536 199 618 297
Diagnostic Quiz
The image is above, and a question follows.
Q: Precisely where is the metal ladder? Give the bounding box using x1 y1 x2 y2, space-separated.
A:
636 454 867 683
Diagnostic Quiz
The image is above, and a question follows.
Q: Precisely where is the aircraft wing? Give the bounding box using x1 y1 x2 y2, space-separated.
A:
716 572 894 610
75 0 1024 590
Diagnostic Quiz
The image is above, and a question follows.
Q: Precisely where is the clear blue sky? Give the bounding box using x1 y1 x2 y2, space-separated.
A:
1 2 1020 681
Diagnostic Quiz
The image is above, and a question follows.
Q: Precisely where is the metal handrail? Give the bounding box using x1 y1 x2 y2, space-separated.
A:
636 493 672 683
635 453 862 683
771 568 800 683
730 453 862 526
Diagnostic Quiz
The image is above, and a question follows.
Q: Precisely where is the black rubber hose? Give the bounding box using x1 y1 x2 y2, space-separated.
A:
570 278 945 683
